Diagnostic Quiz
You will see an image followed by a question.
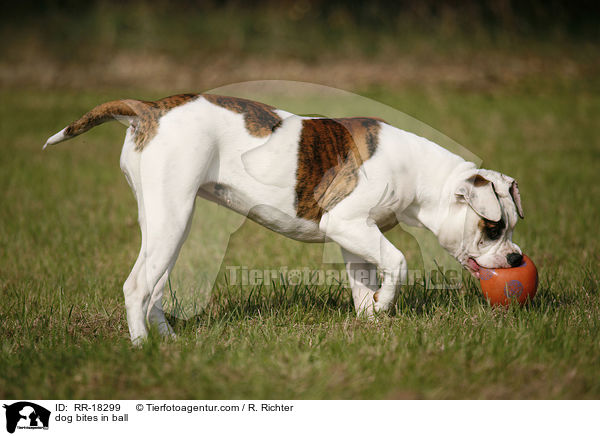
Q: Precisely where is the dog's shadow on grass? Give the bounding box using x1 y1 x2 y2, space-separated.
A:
164 279 576 332
164 281 471 329
164 284 355 329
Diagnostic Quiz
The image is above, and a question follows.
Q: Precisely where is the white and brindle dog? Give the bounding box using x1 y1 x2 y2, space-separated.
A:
44 93 525 343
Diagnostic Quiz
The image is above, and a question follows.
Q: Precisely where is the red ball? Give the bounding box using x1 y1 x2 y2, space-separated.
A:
478 254 538 306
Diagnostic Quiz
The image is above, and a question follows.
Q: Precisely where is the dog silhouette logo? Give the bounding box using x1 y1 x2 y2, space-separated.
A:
3 402 50 433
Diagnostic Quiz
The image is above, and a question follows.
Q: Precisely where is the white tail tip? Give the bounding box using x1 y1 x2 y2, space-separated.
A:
43 127 68 150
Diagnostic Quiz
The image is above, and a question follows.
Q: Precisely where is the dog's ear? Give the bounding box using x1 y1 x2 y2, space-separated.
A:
476 169 524 220
456 174 502 222
509 179 524 218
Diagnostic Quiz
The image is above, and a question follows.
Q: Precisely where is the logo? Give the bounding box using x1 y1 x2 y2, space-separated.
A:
3 402 50 434
478 268 494 281
504 280 524 298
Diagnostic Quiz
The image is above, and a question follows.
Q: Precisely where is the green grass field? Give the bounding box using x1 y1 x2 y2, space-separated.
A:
1 76 599 399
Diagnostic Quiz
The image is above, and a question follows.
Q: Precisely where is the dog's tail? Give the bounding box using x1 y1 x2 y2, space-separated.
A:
43 99 142 150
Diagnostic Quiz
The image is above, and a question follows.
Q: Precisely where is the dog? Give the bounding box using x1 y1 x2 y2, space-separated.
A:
44 93 524 343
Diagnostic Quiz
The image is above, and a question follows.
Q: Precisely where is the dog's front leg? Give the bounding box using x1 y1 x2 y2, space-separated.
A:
341 248 378 316
323 214 407 315
373 249 407 312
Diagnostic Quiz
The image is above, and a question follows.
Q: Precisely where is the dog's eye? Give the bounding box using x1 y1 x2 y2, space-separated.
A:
483 218 505 241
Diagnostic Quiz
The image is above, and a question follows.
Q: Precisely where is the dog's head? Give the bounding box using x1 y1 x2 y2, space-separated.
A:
438 169 525 277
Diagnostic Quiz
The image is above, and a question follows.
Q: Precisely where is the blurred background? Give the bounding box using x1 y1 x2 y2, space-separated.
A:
2 0 599 92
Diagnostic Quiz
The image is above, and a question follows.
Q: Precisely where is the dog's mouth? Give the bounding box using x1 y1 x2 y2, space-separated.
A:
465 257 481 278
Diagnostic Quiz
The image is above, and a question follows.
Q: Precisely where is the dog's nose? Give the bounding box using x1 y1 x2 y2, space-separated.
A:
507 252 523 267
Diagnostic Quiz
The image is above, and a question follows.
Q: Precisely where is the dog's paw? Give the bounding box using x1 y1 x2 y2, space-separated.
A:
356 304 375 319
373 291 393 313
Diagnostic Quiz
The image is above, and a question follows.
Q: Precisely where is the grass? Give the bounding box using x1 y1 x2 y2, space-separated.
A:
0 76 599 399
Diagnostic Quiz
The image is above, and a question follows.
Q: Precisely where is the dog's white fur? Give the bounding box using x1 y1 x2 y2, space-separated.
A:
45 95 524 343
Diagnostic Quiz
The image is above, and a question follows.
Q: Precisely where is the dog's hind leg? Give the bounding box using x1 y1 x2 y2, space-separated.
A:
123 249 150 342
341 248 378 317
123 169 199 340
145 217 194 338
147 271 176 337
135 137 212 343
124 180 195 343
121 134 152 343
136 184 197 342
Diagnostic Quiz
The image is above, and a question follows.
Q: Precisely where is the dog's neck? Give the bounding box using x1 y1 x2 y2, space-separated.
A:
401 140 476 239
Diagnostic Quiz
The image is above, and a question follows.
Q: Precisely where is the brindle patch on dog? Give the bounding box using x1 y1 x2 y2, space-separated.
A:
64 100 138 138
202 94 282 137
64 94 200 151
295 117 383 221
